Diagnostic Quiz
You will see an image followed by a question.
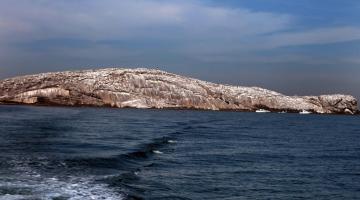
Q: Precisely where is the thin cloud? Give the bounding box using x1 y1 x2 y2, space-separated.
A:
264 26 360 48
0 0 291 42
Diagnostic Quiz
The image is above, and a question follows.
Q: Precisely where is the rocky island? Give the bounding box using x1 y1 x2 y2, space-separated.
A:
0 68 358 114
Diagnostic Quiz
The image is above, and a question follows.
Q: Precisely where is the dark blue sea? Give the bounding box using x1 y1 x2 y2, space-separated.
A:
0 105 359 200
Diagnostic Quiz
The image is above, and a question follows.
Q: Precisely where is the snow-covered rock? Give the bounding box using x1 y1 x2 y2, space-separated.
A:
0 68 357 114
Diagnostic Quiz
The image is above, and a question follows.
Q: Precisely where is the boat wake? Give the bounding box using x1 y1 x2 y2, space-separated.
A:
0 156 123 200
62 134 181 199
0 132 179 200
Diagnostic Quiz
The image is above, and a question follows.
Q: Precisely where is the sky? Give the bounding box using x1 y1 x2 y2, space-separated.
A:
0 0 359 99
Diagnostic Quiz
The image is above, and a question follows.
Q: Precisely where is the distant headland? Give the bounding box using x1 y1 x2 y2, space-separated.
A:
0 68 358 114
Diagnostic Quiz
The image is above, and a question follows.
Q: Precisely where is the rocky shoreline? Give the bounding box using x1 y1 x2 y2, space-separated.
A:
0 68 358 115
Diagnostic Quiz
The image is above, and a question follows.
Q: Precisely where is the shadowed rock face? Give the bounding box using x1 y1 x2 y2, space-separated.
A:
0 68 358 114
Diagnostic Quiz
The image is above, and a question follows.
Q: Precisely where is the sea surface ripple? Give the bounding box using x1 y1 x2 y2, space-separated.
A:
0 105 359 199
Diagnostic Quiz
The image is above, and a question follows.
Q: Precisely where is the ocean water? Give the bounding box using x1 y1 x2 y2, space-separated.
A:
0 105 359 200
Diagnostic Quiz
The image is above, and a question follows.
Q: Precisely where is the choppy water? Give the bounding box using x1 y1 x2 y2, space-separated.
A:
0 105 359 200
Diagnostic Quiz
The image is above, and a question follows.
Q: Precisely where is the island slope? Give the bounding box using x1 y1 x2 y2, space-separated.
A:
0 68 357 114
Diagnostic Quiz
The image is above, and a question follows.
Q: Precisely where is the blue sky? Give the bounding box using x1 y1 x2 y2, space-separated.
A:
0 0 359 99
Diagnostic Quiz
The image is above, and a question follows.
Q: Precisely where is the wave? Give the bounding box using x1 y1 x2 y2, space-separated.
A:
61 135 180 199
1 126 186 199
0 156 123 200
64 136 176 169
0 177 123 200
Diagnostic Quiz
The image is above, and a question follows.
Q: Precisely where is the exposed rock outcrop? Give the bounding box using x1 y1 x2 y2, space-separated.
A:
0 68 358 114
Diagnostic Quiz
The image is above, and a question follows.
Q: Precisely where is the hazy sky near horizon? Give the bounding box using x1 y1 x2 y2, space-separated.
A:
0 0 359 99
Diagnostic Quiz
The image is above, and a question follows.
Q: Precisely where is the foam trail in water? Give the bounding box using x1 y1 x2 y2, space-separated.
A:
0 176 124 200
0 156 124 200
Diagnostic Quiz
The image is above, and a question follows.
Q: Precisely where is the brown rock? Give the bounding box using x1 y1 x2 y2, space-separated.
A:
0 68 358 114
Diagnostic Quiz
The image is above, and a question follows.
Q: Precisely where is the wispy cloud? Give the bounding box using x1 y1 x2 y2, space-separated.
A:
0 0 291 42
2 0 360 52
264 26 360 48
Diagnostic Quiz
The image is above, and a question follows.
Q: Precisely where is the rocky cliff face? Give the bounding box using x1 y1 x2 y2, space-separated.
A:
0 68 358 114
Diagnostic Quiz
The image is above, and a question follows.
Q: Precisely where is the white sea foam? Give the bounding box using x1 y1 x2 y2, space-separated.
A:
0 177 123 200
42 177 122 200
167 140 177 143
1 157 123 200
152 150 163 154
